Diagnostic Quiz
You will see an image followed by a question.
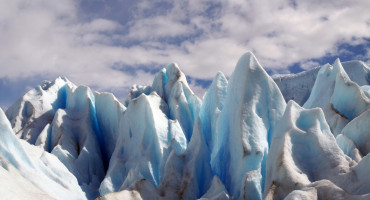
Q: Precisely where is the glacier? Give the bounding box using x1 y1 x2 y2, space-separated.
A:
1 51 370 200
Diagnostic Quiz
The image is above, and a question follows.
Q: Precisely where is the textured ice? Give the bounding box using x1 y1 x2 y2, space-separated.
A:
336 109 370 162
2 52 370 200
99 92 187 195
98 179 159 200
304 59 349 109
0 108 86 199
198 72 228 151
210 52 286 199
94 91 126 162
303 59 370 136
264 101 370 199
272 66 321 105
199 176 230 200
6 77 72 144
0 156 53 199
330 70 370 121
152 63 202 141
273 60 370 105
157 117 213 199
4 78 115 198
47 85 106 199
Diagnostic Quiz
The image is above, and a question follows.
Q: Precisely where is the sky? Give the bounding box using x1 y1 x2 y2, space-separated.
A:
0 0 370 110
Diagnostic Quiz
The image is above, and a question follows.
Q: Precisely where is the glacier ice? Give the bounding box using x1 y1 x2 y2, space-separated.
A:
0 108 86 199
152 63 202 141
199 176 230 200
272 66 321 105
336 109 370 162
47 85 106 199
94 91 126 161
98 179 159 200
264 101 370 200
1 51 370 200
198 72 228 152
210 52 286 199
99 92 187 195
6 77 71 144
5 78 112 198
157 117 213 199
0 156 53 200
273 60 370 106
303 58 370 136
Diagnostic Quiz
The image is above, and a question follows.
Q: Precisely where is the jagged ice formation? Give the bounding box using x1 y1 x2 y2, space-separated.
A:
1 52 370 200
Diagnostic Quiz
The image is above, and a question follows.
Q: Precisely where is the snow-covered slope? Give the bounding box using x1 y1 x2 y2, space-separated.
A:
1 52 370 200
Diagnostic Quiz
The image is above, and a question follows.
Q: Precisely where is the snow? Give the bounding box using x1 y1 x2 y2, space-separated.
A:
1 51 370 200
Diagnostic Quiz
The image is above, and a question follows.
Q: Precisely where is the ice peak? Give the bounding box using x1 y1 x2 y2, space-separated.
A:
210 51 286 199
56 76 69 82
333 57 341 65
332 58 342 71
152 63 189 101
153 63 187 90
212 72 228 91
4 52 370 200
333 58 350 80
227 51 273 91
215 71 227 81
165 63 182 77
209 72 227 92
235 51 263 72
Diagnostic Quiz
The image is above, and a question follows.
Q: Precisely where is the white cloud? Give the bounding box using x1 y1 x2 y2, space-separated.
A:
188 80 208 99
300 61 320 70
0 0 369 102
126 16 195 40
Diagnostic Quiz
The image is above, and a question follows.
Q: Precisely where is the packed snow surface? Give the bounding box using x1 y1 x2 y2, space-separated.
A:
1 52 370 200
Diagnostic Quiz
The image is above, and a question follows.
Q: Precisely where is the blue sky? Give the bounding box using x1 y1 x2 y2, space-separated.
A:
0 0 370 110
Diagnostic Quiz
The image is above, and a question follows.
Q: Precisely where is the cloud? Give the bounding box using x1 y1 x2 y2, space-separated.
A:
0 0 369 107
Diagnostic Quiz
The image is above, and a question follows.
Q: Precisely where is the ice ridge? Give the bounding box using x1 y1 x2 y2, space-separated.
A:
1 52 370 200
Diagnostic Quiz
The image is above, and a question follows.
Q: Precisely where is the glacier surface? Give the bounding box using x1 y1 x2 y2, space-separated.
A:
1 52 370 200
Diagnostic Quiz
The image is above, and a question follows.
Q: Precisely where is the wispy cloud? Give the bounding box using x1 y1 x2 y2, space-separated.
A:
0 0 369 107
